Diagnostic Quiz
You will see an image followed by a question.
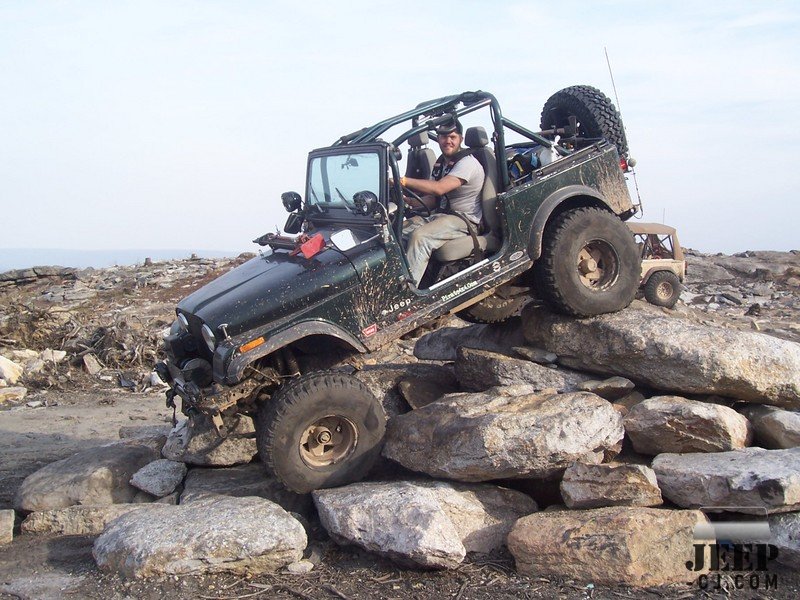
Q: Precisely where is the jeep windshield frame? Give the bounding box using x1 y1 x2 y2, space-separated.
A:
303 143 388 228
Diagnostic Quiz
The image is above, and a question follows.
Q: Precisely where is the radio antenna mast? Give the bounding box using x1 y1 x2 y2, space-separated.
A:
604 46 643 217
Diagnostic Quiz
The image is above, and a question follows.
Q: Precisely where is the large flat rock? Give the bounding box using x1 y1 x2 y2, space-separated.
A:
454 347 591 393
508 507 710 586
652 447 800 514
521 303 800 409
383 390 623 481
313 480 536 569
623 396 752 454
13 442 160 513
413 319 526 362
93 495 306 578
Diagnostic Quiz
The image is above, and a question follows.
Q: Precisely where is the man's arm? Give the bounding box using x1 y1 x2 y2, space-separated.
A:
402 174 463 197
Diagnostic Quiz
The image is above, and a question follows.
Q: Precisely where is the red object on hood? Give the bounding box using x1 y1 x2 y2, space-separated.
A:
298 233 326 259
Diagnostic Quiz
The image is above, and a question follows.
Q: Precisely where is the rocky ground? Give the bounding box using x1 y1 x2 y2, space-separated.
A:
1 248 799 599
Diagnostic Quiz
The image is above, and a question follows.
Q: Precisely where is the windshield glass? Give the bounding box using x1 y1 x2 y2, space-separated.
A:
307 152 381 210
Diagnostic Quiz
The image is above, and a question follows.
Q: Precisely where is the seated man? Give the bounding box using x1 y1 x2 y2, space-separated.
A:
399 118 485 286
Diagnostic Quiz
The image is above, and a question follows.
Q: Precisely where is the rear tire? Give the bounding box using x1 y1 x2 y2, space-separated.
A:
255 371 386 493
644 271 681 308
535 207 640 317
457 293 526 324
540 85 628 157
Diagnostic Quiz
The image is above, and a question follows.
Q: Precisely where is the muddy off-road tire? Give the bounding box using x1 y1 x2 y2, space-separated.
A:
457 293 526 324
540 85 628 158
255 371 386 493
535 207 640 317
644 270 682 308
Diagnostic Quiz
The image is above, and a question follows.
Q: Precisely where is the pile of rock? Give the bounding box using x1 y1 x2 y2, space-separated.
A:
0 349 67 404
5 300 800 588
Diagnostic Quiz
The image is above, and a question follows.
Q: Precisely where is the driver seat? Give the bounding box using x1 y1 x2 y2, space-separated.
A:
432 126 501 262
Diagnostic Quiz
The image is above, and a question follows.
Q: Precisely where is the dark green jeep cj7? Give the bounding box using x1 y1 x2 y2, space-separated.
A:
156 86 642 493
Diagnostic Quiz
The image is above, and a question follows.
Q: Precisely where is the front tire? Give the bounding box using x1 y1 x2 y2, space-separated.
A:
644 271 681 308
535 207 640 317
256 371 386 493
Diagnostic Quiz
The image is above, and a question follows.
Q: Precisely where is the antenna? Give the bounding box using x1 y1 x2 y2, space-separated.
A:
604 47 623 113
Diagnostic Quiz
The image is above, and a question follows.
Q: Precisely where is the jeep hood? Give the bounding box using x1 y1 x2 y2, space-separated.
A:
177 248 359 336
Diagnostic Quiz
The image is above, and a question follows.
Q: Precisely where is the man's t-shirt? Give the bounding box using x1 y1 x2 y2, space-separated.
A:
444 154 484 225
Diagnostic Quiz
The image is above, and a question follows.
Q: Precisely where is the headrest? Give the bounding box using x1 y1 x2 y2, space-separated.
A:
465 126 489 148
407 132 430 148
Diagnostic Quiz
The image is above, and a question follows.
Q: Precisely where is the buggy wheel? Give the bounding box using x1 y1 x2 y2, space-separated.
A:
644 271 682 308
255 371 386 493
540 85 628 157
535 207 640 317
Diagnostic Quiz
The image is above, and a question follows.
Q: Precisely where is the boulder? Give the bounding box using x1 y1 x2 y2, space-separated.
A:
93 496 306 578
737 404 800 449
560 463 663 509
0 386 27 403
162 414 257 467
652 447 800 514
624 396 752 454
180 463 312 517
313 480 537 569
0 355 23 384
521 303 800 409
508 507 710 586
454 347 591 393
413 318 525 362
118 424 171 449
0 510 13 544
383 391 623 481
13 443 160 513
130 459 187 497
769 512 800 568
21 504 150 536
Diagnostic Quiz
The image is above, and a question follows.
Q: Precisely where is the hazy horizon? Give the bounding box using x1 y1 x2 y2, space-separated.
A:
0 247 240 272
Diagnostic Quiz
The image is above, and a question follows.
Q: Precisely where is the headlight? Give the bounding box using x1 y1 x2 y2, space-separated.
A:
201 324 216 353
177 313 189 332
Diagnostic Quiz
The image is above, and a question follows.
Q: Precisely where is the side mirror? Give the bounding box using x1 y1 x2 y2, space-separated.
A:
352 190 379 216
281 191 302 213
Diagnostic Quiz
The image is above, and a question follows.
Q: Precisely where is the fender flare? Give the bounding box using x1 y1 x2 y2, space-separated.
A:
219 321 368 384
526 185 609 261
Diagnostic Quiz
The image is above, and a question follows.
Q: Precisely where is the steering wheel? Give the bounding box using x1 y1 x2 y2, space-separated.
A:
402 186 432 218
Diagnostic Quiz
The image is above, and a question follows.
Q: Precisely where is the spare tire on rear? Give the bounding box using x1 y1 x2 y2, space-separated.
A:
540 85 628 158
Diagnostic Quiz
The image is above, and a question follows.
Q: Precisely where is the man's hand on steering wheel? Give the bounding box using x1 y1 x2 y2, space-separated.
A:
402 187 432 217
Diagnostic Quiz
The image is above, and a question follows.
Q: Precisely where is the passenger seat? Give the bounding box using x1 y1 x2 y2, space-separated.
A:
405 132 436 180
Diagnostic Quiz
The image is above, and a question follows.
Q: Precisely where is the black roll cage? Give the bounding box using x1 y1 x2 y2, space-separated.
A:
330 91 566 193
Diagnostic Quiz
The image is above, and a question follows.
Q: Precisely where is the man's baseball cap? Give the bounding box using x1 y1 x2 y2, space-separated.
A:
435 116 463 136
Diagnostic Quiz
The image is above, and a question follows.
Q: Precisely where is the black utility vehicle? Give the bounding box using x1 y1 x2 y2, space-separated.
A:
156 86 642 492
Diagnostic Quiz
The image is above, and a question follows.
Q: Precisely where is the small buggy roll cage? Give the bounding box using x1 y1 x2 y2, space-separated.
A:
331 91 566 193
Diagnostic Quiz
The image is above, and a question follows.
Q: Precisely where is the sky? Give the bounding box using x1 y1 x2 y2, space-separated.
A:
1 0 799 261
